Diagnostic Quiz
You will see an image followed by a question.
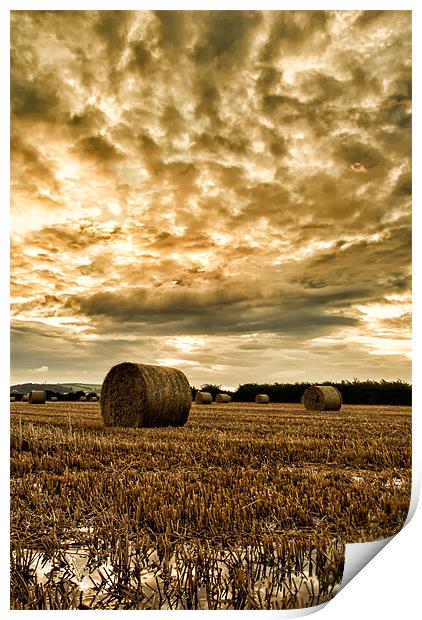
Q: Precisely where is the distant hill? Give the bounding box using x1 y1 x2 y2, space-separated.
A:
61 383 102 393
11 382 102 394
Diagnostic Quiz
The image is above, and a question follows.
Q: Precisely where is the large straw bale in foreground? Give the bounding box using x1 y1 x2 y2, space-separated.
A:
101 362 192 427
303 386 342 411
215 393 232 403
29 390 46 404
195 391 212 404
255 394 270 404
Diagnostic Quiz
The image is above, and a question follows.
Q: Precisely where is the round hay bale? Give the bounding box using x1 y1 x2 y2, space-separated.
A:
79 396 87 402
89 396 98 402
29 390 46 404
195 391 213 404
50 396 58 402
101 362 192 428
10 396 16 402
22 394 29 402
215 393 231 403
255 394 270 404
303 386 342 411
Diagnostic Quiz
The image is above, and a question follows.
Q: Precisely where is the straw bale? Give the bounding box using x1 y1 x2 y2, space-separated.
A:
215 393 232 403
29 390 46 404
10 396 15 402
195 391 213 404
101 362 192 427
50 396 58 402
303 386 342 411
255 394 270 404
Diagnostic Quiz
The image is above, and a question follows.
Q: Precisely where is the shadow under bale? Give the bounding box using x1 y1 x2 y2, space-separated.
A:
101 362 192 428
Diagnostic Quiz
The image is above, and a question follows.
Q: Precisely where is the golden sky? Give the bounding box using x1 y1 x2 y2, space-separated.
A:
10 10 411 386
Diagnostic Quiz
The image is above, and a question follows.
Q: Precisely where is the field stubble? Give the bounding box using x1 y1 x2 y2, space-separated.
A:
10 402 411 610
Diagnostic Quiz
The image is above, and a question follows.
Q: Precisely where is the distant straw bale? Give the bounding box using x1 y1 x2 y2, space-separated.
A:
29 391 46 404
303 386 342 411
195 391 213 404
255 394 270 404
10 396 15 402
22 394 29 402
89 396 98 402
101 362 192 428
215 393 232 403
50 396 58 402
79 396 87 402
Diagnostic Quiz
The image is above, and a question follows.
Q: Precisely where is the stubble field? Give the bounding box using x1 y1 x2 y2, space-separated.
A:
10 401 411 610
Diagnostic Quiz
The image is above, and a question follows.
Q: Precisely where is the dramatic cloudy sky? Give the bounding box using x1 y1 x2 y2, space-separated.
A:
10 10 411 387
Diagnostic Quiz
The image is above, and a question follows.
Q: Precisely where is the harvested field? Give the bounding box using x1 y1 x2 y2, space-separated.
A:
10 402 411 610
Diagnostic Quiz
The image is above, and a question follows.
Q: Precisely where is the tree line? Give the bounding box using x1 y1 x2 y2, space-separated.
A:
193 380 411 406
10 390 99 401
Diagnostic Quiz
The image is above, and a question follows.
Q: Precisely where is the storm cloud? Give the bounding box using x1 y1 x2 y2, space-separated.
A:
10 10 411 386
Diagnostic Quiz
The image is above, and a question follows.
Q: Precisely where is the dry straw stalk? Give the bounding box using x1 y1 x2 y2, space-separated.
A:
255 394 270 404
303 386 342 411
215 393 232 403
29 391 46 404
195 391 213 404
101 362 192 427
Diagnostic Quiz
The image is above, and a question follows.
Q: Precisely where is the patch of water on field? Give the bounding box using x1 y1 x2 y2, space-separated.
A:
350 474 404 489
384 477 403 488
14 533 341 609
14 544 339 609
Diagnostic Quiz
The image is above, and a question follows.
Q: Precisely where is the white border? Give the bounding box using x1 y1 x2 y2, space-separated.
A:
2 3 419 618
